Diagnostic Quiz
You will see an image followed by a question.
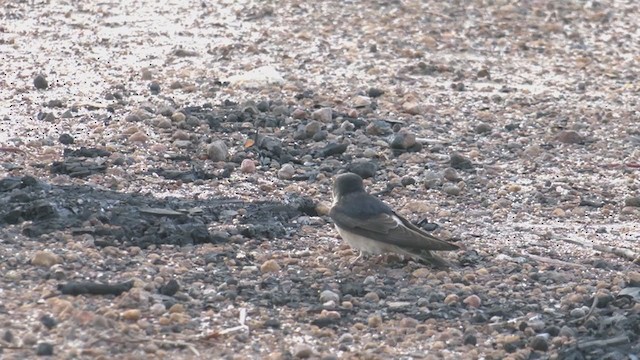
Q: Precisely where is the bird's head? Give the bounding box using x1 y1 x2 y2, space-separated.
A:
332 172 365 203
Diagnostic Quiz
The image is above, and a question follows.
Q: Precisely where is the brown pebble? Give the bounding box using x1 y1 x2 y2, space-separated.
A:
444 294 459 305
367 314 382 328
31 251 62 267
556 130 584 144
240 159 256 173
463 295 481 308
168 304 185 314
121 309 141 321
412 268 431 278
260 259 281 273
128 131 148 143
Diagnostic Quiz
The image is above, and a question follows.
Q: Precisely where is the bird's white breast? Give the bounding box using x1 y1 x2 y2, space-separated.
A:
335 225 395 255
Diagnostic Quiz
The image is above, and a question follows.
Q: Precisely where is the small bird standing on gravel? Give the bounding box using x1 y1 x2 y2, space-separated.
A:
329 172 460 267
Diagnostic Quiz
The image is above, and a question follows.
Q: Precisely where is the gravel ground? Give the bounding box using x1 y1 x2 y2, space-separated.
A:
2 0 640 359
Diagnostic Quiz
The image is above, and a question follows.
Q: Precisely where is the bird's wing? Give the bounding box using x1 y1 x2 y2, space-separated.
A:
330 206 459 251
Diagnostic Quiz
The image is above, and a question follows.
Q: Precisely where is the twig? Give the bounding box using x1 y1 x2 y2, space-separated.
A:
577 335 629 350
558 238 639 262
579 293 599 325
525 253 585 268
218 308 249 335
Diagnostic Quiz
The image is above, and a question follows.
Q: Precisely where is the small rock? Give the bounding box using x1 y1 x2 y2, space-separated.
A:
292 108 307 119
122 309 141 321
34 74 48 89
260 259 281 273
319 290 340 303
474 123 492 134
443 168 461 182
278 164 295 180
36 342 54 356
423 171 443 189
368 88 385 98
552 208 566 217
556 130 584 144
399 317 418 328
450 152 473 170
367 314 382 328
624 197 640 207
312 108 333 123
390 130 417 150
240 159 256 173
444 294 459 305
364 292 380 302
402 101 424 115
477 69 490 78
365 120 392 136
40 315 57 329
463 333 477 345
559 325 576 338
169 303 185 314
148 81 161 94
463 295 481 308
524 145 543 158
400 177 416 186
443 185 461 196
352 95 371 108
569 308 585 318
628 272 640 287
292 343 313 359
304 121 322 138
128 131 148 143
529 334 549 351
207 140 228 162
31 251 61 267
150 303 166 315
58 134 74 145
338 333 354 344
363 276 376 285
171 112 186 122
412 268 431 278
347 161 377 179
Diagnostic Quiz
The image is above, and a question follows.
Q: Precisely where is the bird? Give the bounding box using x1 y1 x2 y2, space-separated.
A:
329 172 460 267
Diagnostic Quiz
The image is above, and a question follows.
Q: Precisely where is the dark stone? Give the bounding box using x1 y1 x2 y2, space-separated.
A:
159 279 180 296
368 88 384 98
318 143 348 157
58 134 74 145
34 74 48 89
36 342 54 356
40 315 57 329
347 161 377 179
449 152 473 170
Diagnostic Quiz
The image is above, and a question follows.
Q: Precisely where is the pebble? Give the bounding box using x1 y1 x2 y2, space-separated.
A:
628 272 640 287
347 160 377 179
338 333 354 344
366 120 392 136
128 131 148 143
304 121 322 138
312 108 333 123
240 159 256 173
319 290 340 303
122 309 141 321
412 268 431 278
368 87 384 98
292 343 313 359
556 130 584 144
569 308 585 318
169 303 185 314
529 334 549 351
34 74 48 89
31 251 62 267
463 295 481 308
475 123 492 134
367 314 382 328
278 164 295 179
171 112 186 122
449 152 473 169
150 303 166 315
443 167 461 182
624 197 640 207
402 101 424 115
207 140 228 162
443 185 461 196
36 342 54 356
58 134 74 145
364 292 380 302
363 276 376 285
399 317 418 328
390 130 416 150
559 325 576 338
260 259 281 273
444 294 459 305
